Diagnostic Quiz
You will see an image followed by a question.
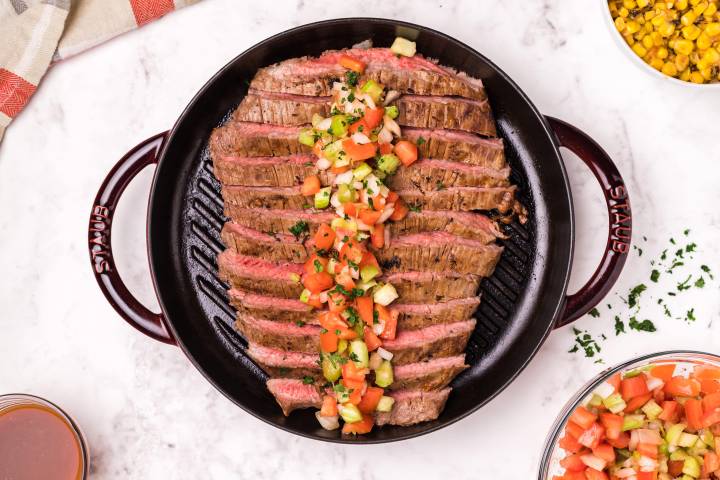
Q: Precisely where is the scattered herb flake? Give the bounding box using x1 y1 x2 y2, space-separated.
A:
289 220 309 239
614 316 626 335
686 308 696 322
416 136 426 145
650 269 660 283
695 277 705 288
589 308 600 318
628 317 656 332
302 376 314 385
627 284 647 308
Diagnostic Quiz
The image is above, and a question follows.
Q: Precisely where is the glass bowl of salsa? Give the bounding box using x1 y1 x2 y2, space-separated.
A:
0 394 89 480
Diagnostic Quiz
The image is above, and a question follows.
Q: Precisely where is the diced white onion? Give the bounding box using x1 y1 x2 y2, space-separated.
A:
332 82 345 92
350 266 360 280
593 381 616 399
637 456 658 472
334 171 354 185
365 175 381 195
316 158 331 170
636 429 663 445
629 429 639 451
646 376 664 391
377 347 393 361
383 115 401 136
373 320 385 335
615 468 637 478
352 39 373 50
335 207 345 218
356 232 370 241
383 90 400 106
330 192 342 209
384 225 391 246
369 352 383 370
319 291 329 303
378 185 390 197
377 127 393 144
356 220 372 231
580 454 607 472
317 118 332 131
351 132 371 144
353 181 363 190
315 412 340 430
377 206 395 224
359 189 368 205
356 93 376 109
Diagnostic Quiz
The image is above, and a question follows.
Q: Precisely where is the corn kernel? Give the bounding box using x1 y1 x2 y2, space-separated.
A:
624 0 637 8
697 31 713 48
690 71 706 82
652 31 665 45
682 24 702 39
693 1 708 15
615 17 627 31
652 12 668 26
680 67 692 80
690 0 701 6
650 56 666 68
704 2 717 16
702 47 720 63
633 43 649 56
659 22 677 36
627 20 642 33
638 0 650 6
662 61 679 75
700 66 714 78
675 53 691 69
674 38 696 54
706 22 720 36
681 11 697 25
658 45 671 58
620 6 630 16
677 0 689 8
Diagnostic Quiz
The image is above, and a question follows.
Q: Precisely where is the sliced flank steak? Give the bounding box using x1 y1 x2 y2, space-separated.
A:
221 183 516 213
218 249 304 298
385 270 481 304
248 343 467 391
374 388 451 427
394 296 480 330
387 160 510 190
234 90 495 137
221 222 312 263
213 154 318 187
224 207 504 244
381 320 476 365
266 378 323 416
373 231 503 276
250 48 487 101
235 314 321 352
404 127 505 169
228 289 315 325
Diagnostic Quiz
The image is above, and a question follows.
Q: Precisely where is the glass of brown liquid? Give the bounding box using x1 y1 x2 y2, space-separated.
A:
0 394 89 480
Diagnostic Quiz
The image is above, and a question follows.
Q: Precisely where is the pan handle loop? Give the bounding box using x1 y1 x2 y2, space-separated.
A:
88 132 176 345
546 117 632 328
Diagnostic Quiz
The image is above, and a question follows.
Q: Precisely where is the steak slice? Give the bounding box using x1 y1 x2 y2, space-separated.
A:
235 315 321 352
224 207 504 244
248 343 466 391
250 48 487 100
229 289 314 324
218 249 304 298
394 297 480 330
386 270 481 303
221 184 516 212
266 378 323 416
234 90 495 137
374 388 451 426
373 231 503 276
382 320 476 364
221 222 312 263
404 127 505 169
213 154 509 190
210 121 307 158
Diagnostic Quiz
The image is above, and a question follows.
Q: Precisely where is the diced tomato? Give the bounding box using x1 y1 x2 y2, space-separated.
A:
565 421 585 439
371 195 386 211
301 175 321 196
578 423 605 449
389 198 409 221
363 327 382 351
703 408 720 427
636 442 658 459
305 292 323 309
360 208 382 225
560 452 588 472
599 413 623 440
570 407 598 430
370 224 384 248
341 414 374 434
363 107 384 129
592 443 615 463
560 472 586 480
658 400 678 421
704 451 720 474
665 375 701 397
356 296 374 325
330 163 351 174
320 330 338 352
339 54 366 73
337 328 358 340
313 140 324 157
320 396 338 417
703 392 720 412
342 139 377 162
386 191 399 203
701 379 720 394
559 434 583 453
621 375 650 401
327 291 348 313
584 468 608 480
378 142 393 155
343 202 364 218
668 460 685 477
319 311 346 330
314 224 336 250
694 365 720 381
342 378 365 405
376 305 397 340
342 361 366 382
303 271 334 293
349 118 370 134
340 240 364 264
357 386 384 414
624 393 652 413
304 254 328 275
394 140 419 166
650 363 676 382
606 431 630 449
686 398 704 430
636 472 657 480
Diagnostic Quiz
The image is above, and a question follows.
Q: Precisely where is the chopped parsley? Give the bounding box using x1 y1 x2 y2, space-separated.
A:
568 327 601 358
295 320 306 327
289 220 309 239
695 276 706 288
347 92 355 102
349 352 360 362
436 180 446 191
416 136 426 145
628 317 656 332
313 259 324 273
614 316 625 335
408 203 422 213
345 70 359 87
302 376 314 385
589 308 600 318
650 269 660 283
627 284 647 308
686 308 696 322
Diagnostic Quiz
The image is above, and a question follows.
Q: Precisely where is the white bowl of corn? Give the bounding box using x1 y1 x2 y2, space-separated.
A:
603 0 720 86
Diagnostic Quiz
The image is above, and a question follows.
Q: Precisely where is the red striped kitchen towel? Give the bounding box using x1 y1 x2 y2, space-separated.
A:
0 0 200 142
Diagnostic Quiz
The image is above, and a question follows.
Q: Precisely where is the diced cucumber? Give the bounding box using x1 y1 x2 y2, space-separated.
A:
376 396 395 412
353 162 372 181
642 399 664 420
322 139 344 161
356 280 377 292
384 105 399 119
602 392 628 414
338 403 362 423
298 128 316 147
360 80 384 103
377 153 400 174
678 432 699 448
588 394 603 408
337 339 348 354
390 37 416 57
375 360 394 388
373 283 398 306
682 456 700 477
350 340 369 368
331 217 358 233
314 187 332 209
288 273 301 283
622 414 646 431
322 354 342 382
670 449 689 461
666 423 687 446
299 289 311 303
702 430 716 449
338 184 356 203
330 115 349 137
360 264 380 282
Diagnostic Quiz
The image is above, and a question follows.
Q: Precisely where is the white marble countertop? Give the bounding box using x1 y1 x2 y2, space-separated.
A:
1 0 719 478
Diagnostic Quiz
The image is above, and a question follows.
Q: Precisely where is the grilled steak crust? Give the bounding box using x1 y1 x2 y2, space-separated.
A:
382 320 476 365
266 378 322 416
213 154 317 187
404 127 505 169
373 232 504 276
387 271 481 304
392 358 468 392
247 343 322 380
210 121 307 158
375 388 451 426
395 297 480 330
221 184 516 213
387 160 510 190
221 222 311 263
249 48 487 101
218 250 304 298
236 315 320 352
229 289 315 324
234 91 495 137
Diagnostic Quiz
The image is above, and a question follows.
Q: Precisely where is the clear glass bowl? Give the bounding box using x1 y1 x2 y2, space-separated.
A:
538 350 720 479
0 394 89 479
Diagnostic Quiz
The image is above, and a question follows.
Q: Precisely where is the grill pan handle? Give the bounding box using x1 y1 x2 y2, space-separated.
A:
88 132 176 345
547 117 632 328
